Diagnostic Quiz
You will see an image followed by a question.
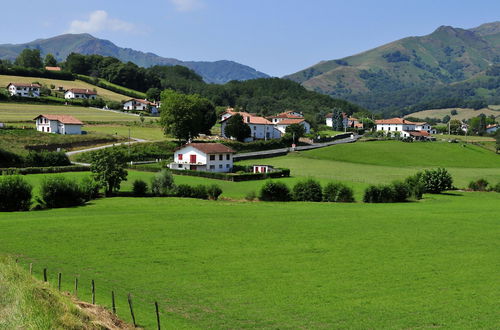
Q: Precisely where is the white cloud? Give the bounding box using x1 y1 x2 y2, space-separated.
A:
67 10 135 34
169 0 204 12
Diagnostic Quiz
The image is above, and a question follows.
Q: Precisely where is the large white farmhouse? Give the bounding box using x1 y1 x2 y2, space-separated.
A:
168 143 235 172
34 114 83 135
7 83 41 98
376 118 435 139
64 88 97 100
122 99 158 114
220 109 281 142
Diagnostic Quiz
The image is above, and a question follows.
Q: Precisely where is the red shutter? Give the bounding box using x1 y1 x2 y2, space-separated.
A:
178 154 183 160
190 154 197 163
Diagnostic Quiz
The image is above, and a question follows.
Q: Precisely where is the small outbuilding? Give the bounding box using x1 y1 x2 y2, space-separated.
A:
253 165 274 173
168 143 235 172
34 114 83 135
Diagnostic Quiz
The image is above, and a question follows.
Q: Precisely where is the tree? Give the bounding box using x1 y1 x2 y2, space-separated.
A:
285 123 305 140
224 114 251 142
495 130 500 154
160 90 216 141
146 87 161 101
330 108 344 131
90 148 128 196
442 115 451 123
14 49 43 69
44 53 58 67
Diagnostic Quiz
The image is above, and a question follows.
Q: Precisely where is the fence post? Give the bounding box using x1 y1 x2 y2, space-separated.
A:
155 301 161 330
91 280 95 304
112 291 116 314
29 263 33 275
43 268 47 282
74 277 78 297
128 293 136 327
58 273 62 291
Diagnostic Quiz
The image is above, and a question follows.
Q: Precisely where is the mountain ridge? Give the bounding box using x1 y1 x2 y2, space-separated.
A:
0 33 269 84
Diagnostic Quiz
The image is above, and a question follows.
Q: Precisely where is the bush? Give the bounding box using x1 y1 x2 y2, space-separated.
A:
420 168 453 193
259 181 291 202
132 179 148 196
323 182 354 202
403 174 425 200
39 177 86 208
176 184 194 198
80 177 101 200
468 178 489 191
0 148 23 167
151 169 175 196
492 182 500 193
207 184 223 200
245 190 257 201
0 175 32 211
363 184 397 203
292 179 322 202
191 185 208 199
391 181 410 202
24 151 71 167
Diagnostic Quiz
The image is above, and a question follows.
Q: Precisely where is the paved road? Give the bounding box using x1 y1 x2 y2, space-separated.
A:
233 135 360 161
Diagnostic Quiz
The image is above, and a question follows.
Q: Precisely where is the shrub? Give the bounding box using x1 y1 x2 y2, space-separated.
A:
420 168 453 193
391 181 410 202
404 174 425 200
191 185 208 199
363 184 397 203
24 151 71 167
259 181 291 202
245 190 257 201
0 175 32 211
207 184 223 200
176 184 194 198
132 179 148 196
492 182 500 193
363 185 380 203
151 169 175 196
292 179 322 202
0 148 23 167
323 182 355 202
468 178 489 191
80 177 101 200
39 177 85 208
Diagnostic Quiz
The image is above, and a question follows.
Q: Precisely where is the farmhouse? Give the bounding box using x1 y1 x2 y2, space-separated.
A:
122 99 158 114
64 88 97 100
275 118 311 134
376 118 436 139
221 108 282 142
267 110 304 124
325 113 363 129
486 124 499 134
168 143 235 172
6 83 41 98
34 114 83 135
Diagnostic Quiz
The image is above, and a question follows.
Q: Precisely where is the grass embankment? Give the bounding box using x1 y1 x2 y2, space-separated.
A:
86 124 165 141
0 193 499 328
0 256 132 329
406 106 500 121
0 75 132 102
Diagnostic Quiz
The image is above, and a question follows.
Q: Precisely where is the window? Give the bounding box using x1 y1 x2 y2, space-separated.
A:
226 164 230 168
210 165 215 169
190 154 197 163
178 164 182 168
219 164 222 169
388 127 391 131
219 154 223 160
209 155 215 161
178 154 183 161
226 154 230 160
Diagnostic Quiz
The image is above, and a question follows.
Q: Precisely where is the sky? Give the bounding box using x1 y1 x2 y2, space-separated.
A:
1 0 500 77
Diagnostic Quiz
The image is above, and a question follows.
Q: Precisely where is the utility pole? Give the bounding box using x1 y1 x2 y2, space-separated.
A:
128 127 131 157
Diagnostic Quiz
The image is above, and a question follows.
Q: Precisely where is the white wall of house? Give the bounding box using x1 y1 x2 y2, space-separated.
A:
61 124 82 135
64 91 97 99
376 123 415 132
275 121 311 134
171 146 233 172
221 121 282 141
35 117 81 134
8 85 40 98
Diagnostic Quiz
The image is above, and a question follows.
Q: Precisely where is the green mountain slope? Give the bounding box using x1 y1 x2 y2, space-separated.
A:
0 34 269 84
285 22 500 114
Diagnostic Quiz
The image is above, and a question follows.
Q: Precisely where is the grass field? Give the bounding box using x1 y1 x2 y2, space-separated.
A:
0 193 498 328
86 124 165 141
0 75 131 102
0 103 138 123
406 106 500 121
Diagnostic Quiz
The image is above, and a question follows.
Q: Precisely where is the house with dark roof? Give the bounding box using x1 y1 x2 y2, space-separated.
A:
7 83 41 98
64 88 97 100
168 143 236 172
220 108 282 142
34 114 83 135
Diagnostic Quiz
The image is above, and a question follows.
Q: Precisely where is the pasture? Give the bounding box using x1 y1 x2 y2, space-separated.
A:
86 124 165 141
406 106 500 121
0 75 131 102
0 194 498 328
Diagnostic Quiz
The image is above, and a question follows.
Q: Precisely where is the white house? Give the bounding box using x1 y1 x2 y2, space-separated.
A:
275 118 311 134
326 112 363 129
376 118 435 139
168 143 235 172
486 124 499 134
34 114 83 135
123 99 158 114
64 88 97 100
220 109 281 142
7 83 41 98
267 110 304 124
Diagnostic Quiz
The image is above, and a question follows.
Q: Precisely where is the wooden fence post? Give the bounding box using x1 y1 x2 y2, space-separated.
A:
29 263 33 275
74 277 78 297
43 268 47 282
58 273 62 291
155 301 161 330
128 293 136 327
112 291 116 314
91 280 95 304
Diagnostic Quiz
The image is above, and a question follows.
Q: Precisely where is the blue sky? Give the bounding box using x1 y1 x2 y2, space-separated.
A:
2 0 499 77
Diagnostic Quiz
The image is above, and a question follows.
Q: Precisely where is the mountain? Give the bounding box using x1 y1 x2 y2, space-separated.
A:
285 22 500 114
0 34 269 84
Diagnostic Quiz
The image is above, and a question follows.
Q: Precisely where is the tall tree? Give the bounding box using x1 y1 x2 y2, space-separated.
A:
224 114 251 142
14 49 43 69
285 123 305 140
90 148 128 196
44 53 58 67
330 108 344 131
160 89 216 141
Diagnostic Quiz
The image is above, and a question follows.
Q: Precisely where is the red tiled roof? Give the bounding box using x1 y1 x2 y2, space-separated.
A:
276 118 305 125
267 111 303 119
66 88 97 95
354 123 364 128
125 98 156 106
221 111 272 125
34 114 83 125
178 143 235 154
406 130 430 137
7 82 41 88
376 118 417 125
45 66 61 71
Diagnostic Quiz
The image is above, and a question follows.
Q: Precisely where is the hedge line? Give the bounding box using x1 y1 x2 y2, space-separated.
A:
76 74 146 99
0 165 89 175
0 67 75 81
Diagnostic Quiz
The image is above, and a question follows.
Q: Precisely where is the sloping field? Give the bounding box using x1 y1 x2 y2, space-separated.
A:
0 194 498 328
406 107 500 121
0 75 132 102
0 103 137 122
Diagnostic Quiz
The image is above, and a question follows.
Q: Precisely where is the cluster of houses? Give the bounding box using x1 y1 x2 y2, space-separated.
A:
7 82 98 100
220 108 311 142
